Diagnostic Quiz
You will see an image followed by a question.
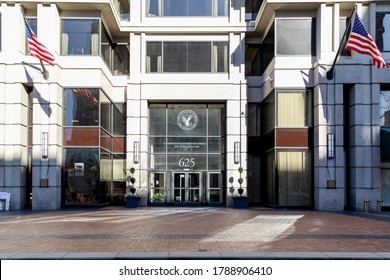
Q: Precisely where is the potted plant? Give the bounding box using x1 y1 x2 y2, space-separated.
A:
232 166 249 208
150 192 165 206
125 167 141 208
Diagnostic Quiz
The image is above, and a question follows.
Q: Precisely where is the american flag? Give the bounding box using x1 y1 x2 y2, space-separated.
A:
23 13 55 66
346 13 388 68
72 88 99 105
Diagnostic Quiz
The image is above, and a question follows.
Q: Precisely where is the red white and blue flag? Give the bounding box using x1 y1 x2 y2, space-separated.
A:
346 13 388 68
22 13 55 66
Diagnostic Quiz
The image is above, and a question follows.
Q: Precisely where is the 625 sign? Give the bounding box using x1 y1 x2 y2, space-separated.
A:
178 157 196 168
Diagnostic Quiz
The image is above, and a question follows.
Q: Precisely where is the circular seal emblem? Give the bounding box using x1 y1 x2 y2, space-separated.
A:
177 109 198 130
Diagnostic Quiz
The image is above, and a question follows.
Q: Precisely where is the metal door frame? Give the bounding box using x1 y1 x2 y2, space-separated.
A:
171 172 202 204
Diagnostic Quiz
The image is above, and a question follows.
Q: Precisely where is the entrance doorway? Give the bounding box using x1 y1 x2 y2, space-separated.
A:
148 103 226 206
172 172 202 203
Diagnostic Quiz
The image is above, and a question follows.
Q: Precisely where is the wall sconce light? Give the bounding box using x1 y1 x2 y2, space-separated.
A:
133 141 140 163
327 133 334 158
234 141 240 164
42 132 48 159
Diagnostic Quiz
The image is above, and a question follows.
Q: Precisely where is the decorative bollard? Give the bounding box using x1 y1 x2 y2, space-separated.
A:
364 200 370 213
377 200 383 213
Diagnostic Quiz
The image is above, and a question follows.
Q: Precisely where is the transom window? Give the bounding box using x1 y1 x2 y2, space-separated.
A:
146 41 228 73
149 104 225 171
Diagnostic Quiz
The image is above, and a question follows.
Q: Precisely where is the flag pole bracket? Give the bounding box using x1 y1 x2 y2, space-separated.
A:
326 69 334 80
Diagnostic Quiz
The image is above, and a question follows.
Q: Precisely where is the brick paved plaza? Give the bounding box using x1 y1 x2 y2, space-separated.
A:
0 207 389 259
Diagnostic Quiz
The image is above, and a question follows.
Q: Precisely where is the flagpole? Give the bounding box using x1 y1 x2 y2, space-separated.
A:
39 59 49 80
326 7 356 80
20 4 52 79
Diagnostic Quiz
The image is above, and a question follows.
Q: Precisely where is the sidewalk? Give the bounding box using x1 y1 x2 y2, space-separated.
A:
0 207 389 259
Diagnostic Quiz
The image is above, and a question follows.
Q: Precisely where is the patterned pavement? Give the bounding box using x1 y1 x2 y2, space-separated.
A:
0 207 389 258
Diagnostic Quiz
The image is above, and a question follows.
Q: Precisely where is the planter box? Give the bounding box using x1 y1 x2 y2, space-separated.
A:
125 197 141 208
232 196 249 208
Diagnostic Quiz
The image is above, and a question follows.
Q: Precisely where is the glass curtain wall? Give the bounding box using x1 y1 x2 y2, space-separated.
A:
262 91 311 207
380 89 390 206
63 89 126 206
146 0 228 17
149 104 225 205
61 18 129 75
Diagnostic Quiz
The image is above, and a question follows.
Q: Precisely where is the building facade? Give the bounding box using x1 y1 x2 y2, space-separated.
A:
0 0 389 211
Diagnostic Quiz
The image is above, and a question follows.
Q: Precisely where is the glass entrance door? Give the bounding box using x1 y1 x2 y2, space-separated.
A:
172 172 201 203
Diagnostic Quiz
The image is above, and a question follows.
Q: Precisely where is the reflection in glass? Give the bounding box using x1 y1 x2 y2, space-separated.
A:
64 148 99 204
65 88 99 126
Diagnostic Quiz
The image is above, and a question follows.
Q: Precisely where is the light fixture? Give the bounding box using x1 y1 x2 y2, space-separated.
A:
42 132 48 159
327 133 334 158
234 141 240 164
133 141 140 163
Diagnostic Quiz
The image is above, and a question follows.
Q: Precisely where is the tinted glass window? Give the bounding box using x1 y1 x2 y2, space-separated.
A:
147 0 227 17
147 42 228 73
163 42 187 72
113 103 126 135
188 42 211 72
276 18 316 55
61 19 100 55
377 13 390 51
65 88 99 126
